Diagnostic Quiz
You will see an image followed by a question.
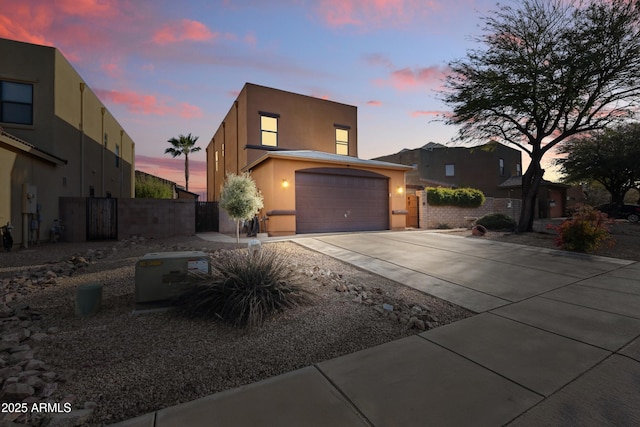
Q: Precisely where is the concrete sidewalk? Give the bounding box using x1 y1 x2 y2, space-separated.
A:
113 231 640 426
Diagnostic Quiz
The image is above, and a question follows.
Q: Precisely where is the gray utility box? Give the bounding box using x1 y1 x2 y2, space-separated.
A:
135 251 210 304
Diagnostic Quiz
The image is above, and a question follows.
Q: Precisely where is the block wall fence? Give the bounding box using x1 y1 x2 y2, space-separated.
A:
59 197 195 242
416 190 522 229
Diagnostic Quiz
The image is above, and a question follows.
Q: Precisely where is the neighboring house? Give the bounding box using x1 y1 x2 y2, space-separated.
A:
135 170 200 200
499 176 569 219
206 83 411 236
0 38 135 246
373 141 522 198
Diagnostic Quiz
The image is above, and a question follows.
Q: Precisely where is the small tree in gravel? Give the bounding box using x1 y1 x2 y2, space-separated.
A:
219 172 264 243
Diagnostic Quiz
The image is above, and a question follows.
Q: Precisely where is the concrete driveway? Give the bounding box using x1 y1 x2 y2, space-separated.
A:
115 230 640 427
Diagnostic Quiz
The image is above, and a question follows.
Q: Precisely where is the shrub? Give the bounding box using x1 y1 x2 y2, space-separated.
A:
476 213 516 230
174 247 312 327
551 205 615 253
135 174 173 199
426 187 485 208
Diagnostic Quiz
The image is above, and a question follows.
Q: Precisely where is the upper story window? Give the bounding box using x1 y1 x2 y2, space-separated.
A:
0 80 33 125
499 158 505 176
260 112 279 147
445 164 455 177
115 144 120 168
516 163 522 176
335 128 349 155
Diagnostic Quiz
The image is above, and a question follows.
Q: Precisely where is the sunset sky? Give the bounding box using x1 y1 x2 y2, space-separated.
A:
1 0 536 199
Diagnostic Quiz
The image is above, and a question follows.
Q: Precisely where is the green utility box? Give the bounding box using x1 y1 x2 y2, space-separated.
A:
134 251 210 305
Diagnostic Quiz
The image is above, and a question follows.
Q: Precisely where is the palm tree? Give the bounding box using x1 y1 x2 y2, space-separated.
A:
165 133 201 191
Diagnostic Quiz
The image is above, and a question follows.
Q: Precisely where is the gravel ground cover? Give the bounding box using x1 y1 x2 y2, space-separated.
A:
450 220 640 262
0 236 473 426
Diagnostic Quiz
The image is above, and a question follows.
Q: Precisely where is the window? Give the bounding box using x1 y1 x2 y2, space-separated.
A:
0 80 33 125
215 150 219 172
115 144 120 168
335 128 349 155
499 158 505 176
516 163 522 176
260 114 278 147
104 133 108 148
445 164 455 177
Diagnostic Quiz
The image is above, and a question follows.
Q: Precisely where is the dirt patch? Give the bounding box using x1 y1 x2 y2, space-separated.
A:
446 220 640 262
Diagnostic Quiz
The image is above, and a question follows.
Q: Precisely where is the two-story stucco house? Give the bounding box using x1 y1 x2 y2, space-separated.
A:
0 38 136 247
206 83 411 236
373 141 523 198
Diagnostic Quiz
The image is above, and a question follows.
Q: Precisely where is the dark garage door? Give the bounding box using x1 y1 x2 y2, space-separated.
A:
295 168 389 234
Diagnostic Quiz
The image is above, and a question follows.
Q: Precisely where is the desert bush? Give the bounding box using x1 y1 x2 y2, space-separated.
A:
135 174 173 199
174 247 312 327
426 187 485 208
476 213 516 230
551 205 614 252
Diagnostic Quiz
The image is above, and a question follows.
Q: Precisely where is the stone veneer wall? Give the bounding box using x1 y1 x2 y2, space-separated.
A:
416 190 522 229
59 197 195 242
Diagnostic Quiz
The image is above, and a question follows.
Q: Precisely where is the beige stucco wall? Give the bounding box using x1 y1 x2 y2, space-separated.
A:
206 83 358 203
0 38 136 246
249 157 407 236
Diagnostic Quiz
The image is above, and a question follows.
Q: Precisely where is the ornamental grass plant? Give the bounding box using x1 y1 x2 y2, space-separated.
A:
174 247 313 328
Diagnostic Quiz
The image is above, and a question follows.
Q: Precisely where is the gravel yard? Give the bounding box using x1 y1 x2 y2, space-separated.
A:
450 220 640 262
0 236 473 426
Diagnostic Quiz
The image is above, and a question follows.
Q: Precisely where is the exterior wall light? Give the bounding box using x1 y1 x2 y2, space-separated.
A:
282 179 289 188
396 186 404 194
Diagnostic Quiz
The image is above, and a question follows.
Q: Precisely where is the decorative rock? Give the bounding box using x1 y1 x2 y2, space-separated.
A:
24 375 44 390
411 318 426 330
352 295 363 304
40 382 58 397
24 359 45 371
47 327 59 334
8 350 34 365
0 303 13 318
47 408 94 427
30 332 48 342
1 383 35 401
8 344 31 353
382 303 394 311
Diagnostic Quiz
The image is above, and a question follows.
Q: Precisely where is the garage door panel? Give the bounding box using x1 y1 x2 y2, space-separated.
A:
295 169 389 234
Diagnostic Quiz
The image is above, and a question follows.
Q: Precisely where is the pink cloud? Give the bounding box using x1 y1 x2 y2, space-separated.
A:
102 63 123 79
177 102 204 119
0 5 53 46
367 100 383 106
136 155 207 194
375 65 450 91
152 19 217 44
316 0 440 29
95 89 202 119
244 32 257 46
411 110 452 118
56 0 119 17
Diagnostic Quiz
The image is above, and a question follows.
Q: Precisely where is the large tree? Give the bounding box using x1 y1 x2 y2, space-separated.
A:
442 0 640 232
165 133 201 191
557 122 640 208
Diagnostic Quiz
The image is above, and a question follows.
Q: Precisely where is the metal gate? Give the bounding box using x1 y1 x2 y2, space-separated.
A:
196 201 219 232
86 197 118 240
